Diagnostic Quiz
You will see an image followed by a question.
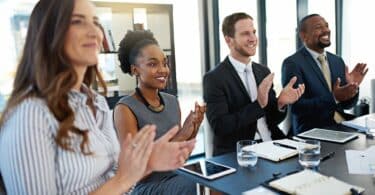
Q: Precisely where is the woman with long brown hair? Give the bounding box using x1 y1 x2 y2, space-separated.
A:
0 0 194 194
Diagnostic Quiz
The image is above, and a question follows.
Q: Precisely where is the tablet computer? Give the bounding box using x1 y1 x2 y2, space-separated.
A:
179 160 236 180
297 128 358 143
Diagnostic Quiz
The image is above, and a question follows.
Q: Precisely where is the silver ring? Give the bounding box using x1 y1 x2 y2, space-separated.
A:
131 143 137 149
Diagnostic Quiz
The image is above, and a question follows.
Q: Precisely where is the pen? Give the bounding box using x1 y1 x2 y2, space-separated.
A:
320 151 335 162
273 142 297 150
292 136 306 143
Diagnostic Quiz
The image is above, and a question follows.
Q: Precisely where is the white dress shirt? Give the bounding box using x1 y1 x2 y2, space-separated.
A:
229 55 272 141
305 46 329 71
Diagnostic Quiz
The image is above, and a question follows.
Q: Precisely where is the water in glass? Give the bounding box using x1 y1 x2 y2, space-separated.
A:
298 140 320 168
237 140 258 167
237 150 257 167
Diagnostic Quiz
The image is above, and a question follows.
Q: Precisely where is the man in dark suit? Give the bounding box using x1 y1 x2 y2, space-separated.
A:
203 12 305 156
282 14 368 135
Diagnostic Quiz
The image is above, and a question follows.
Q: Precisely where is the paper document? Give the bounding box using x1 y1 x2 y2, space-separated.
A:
269 169 364 195
346 145 375 174
341 113 375 132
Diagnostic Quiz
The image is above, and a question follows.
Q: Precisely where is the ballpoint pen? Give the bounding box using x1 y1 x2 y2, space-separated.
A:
292 136 306 143
273 142 297 150
320 151 335 162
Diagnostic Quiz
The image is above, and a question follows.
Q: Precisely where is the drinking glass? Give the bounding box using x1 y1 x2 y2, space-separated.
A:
298 140 321 168
237 140 258 167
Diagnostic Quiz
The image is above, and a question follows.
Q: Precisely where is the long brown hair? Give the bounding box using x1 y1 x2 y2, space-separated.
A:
0 0 107 154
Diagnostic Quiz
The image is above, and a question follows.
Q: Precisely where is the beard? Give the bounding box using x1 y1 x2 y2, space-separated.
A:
234 44 255 57
318 40 331 49
317 34 331 49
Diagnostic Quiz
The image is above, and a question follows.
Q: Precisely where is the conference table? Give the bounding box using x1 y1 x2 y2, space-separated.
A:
177 125 375 194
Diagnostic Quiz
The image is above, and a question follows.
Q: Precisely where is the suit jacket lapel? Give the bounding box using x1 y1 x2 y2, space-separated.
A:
326 53 339 85
301 47 331 91
223 57 251 99
251 62 263 86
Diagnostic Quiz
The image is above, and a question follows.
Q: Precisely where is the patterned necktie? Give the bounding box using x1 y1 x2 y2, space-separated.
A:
317 54 344 123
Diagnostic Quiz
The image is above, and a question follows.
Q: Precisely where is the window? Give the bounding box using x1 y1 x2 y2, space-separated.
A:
0 1 35 112
342 0 374 100
266 0 297 93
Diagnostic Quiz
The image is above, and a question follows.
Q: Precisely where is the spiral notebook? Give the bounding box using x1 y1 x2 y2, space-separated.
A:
269 169 364 195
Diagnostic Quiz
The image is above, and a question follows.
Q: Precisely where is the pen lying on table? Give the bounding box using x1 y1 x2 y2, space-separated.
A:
272 142 297 150
320 151 335 162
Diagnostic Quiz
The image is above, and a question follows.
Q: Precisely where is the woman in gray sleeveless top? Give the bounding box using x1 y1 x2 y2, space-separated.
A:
114 30 206 194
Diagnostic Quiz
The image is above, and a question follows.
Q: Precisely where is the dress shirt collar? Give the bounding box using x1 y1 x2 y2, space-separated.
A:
305 46 327 60
228 55 252 73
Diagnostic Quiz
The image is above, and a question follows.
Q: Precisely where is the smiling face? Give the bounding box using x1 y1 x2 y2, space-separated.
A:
64 0 103 69
300 15 331 53
225 18 257 63
132 44 170 90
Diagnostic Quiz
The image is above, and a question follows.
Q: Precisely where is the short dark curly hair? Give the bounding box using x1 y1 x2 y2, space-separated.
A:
118 30 158 75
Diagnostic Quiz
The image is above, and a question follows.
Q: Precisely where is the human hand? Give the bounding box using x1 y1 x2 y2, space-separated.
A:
257 73 274 108
187 102 206 140
115 125 156 188
171 102 206 141
277 76 305 109
333 77 358 102
148 126 196 172
345 63 368 85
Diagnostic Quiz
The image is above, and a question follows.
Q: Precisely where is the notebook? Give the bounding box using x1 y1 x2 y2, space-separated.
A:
269 169 364 195
243 140 298 162
297 128 358 143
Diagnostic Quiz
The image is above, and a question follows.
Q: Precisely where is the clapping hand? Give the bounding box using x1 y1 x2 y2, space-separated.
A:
148 126 196 172
345 63 368 85
333 77 358 102
257 73 274 108
115 125 156 189
171 102 206 141
278 76 305 109
333 63 367 102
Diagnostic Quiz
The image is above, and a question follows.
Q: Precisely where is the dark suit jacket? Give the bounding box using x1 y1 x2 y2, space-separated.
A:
281 47 358 135
203 57 286 156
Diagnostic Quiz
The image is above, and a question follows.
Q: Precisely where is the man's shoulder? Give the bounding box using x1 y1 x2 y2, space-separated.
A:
282 48 309 66
326 51 342 60
204 60 230 78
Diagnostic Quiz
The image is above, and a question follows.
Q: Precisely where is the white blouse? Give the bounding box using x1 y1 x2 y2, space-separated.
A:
0 89 120 194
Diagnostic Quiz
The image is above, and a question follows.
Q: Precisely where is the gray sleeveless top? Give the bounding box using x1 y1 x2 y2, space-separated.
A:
117 92 180 139
116 93 197 193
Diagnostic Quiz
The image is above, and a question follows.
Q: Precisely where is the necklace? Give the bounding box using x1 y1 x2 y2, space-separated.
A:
135 87 165 113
